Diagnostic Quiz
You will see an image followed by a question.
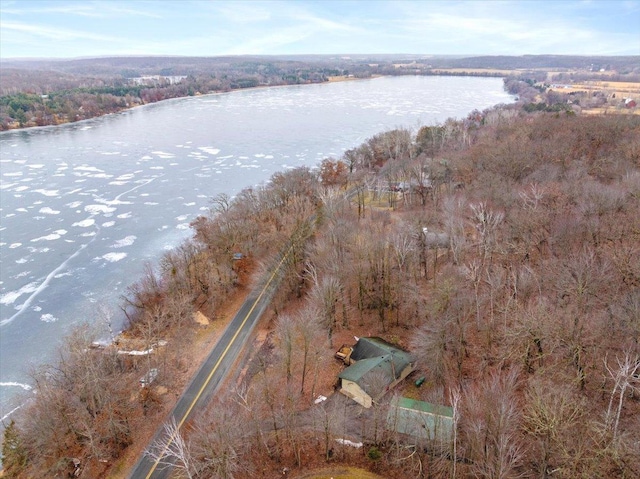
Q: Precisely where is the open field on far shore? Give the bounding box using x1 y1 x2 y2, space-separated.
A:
550 80 640 97
429 68 519 75
327 75 361 82
581 107 640 115
427 67 597 76
550 82 640 113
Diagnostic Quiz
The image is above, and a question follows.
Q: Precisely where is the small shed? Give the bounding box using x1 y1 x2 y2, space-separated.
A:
386 396 454 443
337 337 414 408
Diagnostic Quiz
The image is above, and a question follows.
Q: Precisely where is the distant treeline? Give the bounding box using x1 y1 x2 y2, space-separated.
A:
0 63 352 129
1 54 639 130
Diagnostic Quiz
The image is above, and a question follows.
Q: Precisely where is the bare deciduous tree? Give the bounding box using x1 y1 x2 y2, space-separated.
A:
604 350 640 440
462 369 523 479
190 397 251 479
145 417 195 479
523 373 587 479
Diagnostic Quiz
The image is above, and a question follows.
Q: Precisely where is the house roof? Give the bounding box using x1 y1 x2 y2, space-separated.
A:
338 337 413 393
339 356 392 382
349 337 412 367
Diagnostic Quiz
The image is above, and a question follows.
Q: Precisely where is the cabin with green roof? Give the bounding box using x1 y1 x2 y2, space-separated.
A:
386 396 454 443
337 337 415 408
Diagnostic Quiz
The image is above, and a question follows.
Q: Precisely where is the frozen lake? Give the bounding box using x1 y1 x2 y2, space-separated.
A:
0 75 514 418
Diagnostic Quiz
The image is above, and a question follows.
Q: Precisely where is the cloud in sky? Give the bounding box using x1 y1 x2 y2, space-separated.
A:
0 0 638 59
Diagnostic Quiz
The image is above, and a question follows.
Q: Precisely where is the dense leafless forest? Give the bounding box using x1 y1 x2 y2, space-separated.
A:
2 84 640 477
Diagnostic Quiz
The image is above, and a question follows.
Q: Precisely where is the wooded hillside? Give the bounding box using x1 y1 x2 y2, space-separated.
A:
2 103 639 478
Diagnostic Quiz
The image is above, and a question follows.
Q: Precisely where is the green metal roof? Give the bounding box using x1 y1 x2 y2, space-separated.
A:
394 396 453 418
386 396 454 442
338 337 413 394
339 356 392 382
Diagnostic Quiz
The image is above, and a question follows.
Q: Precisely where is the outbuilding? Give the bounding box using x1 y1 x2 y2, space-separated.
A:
386 396 454 443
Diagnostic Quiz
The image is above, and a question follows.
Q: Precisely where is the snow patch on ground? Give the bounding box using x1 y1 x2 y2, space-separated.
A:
335 438 363 448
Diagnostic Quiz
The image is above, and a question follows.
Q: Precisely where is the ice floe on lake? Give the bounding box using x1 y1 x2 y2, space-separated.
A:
0 382 32 391
40 313 58 323
101 252 127 262
74 166 104 173
115 173 135 181
39 207 60 215
33 189 59 197
151 151 175 159
0 282 39 306
31 230 67 242
111 236 136 248
198 146 220 155
85 204 116 215
72 218 95 228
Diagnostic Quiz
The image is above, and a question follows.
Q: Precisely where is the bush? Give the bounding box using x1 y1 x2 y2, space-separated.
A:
367 446 382 461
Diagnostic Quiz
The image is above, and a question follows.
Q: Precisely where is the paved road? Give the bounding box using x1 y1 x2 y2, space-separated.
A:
128 250 289 479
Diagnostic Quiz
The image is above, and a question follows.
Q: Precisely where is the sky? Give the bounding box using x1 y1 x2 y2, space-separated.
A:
0 0 639 59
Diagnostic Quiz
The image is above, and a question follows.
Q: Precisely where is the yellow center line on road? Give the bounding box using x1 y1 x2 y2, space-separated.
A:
144 245 293 479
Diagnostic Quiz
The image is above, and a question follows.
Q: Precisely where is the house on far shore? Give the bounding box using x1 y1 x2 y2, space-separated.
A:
336 337 414 408
386 396 454 443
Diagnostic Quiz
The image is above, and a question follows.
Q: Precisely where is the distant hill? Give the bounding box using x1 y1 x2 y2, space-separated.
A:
2 54 639 75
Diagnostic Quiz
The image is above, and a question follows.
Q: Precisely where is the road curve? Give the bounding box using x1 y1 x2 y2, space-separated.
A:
128 249 290 479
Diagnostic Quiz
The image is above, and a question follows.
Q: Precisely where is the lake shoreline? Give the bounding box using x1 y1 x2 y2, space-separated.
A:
1 75 388 133
1 76 515 424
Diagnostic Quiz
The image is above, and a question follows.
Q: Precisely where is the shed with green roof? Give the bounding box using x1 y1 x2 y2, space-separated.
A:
386 396 454 443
